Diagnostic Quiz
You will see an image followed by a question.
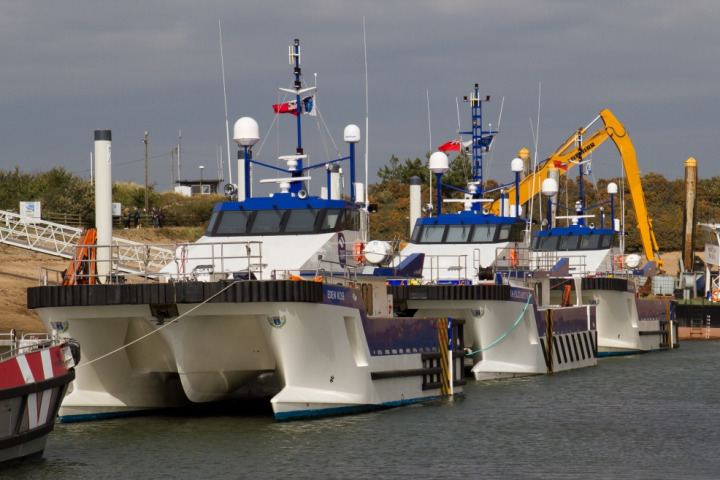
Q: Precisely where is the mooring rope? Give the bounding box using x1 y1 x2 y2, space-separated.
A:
465 293 532 356
76 280 240 369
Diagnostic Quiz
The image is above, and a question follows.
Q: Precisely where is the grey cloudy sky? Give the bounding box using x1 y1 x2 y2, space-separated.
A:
1 1 717 195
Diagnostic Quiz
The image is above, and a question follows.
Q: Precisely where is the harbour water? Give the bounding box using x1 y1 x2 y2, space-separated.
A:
7 340 720 479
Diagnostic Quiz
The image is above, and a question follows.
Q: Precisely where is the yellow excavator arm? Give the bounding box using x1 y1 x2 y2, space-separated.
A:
488 109 663 269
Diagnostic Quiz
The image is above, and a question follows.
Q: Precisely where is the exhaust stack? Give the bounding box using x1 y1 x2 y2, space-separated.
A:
409 176 421 238
94 130 112 280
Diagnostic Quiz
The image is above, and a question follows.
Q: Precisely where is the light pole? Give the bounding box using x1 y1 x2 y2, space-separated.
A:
199 165 205 194
143 131 149 213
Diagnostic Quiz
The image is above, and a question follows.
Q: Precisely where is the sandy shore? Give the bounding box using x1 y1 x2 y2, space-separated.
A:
0 228 191 333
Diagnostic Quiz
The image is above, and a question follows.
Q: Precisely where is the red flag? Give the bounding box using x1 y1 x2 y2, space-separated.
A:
553 160 568 171
272 100 299 116
438 137 462 152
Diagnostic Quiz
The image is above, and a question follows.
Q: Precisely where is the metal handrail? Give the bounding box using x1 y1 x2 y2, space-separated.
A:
0 331 54 362
38 240 266 285
1 209 174 271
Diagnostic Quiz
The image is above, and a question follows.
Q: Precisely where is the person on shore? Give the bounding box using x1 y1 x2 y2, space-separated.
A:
132 207 140 228
152 207 160 228
124 208 131 229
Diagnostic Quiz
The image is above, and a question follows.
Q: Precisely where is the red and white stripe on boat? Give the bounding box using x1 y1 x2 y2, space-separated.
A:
0 345 70 428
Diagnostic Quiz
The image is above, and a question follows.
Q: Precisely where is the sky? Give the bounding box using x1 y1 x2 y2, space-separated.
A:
1 1 718 198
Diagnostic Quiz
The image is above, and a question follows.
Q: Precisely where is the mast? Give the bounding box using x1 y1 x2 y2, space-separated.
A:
459 83 497 211
280 38 308 195
291 39 303 157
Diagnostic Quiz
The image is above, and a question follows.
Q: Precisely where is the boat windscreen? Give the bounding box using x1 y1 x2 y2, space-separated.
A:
470 225 498 243
445 224 472 243
206 207 362 237
285 209 320 233
249 210 286 234
533 233 613 251
558 235 580 250
579 234 602 249
419 225 446 243
213 210 252 235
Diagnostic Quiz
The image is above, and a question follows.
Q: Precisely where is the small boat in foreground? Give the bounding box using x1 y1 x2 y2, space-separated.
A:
0 330 78 465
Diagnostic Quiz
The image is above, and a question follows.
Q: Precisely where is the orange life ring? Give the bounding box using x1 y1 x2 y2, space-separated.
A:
712 289 720 302
509 248 518 267
562 284 572 307
353 241 365 264
615 255 624 269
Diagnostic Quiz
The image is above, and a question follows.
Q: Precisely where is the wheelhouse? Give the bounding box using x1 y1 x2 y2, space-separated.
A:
204 197 363 237
532 227 619 252
410 214 526 245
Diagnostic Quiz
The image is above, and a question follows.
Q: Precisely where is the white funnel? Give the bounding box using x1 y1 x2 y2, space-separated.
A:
94 130 112 280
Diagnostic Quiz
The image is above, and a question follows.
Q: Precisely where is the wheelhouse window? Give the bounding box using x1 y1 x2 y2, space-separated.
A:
322 209 343 230
533 233 614 251
213 210 252 235
419 225 446 243
341 209 361 231
285 209 320 233
445 224 472 243
249 210 285 234
532 235 559 251
411 222 525 244
470 225 497 243
558 235 580 250
579 234 601 249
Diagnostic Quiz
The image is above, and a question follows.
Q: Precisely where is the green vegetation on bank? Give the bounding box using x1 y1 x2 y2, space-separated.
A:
1 159 717 252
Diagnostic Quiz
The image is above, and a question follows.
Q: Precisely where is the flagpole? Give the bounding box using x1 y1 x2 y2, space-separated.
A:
427 89 431 153
219 20 232 186
455 97 461 133
427 88 433 212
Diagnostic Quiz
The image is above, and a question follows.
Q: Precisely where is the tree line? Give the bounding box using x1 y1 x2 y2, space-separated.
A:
0 167 221 228
368 152 716 253
0 161 716 253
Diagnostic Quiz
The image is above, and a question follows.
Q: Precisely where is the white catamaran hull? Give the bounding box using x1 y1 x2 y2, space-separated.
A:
32 282 463 421
580 278 676 356
389 285 597 381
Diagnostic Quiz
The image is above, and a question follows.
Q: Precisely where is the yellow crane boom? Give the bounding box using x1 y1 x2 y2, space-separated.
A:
488 109 663 269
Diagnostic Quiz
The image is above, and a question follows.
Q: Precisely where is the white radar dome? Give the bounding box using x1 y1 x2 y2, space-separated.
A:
233 117 260 147
363 240 394 266
541 178 559 197
344 124 361 143
429 152 449 174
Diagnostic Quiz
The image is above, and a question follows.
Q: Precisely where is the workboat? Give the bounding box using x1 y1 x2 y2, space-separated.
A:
392 85 598 380
27 39 464 422
0 330 78 464
527 130 677 355
672 221 720 339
